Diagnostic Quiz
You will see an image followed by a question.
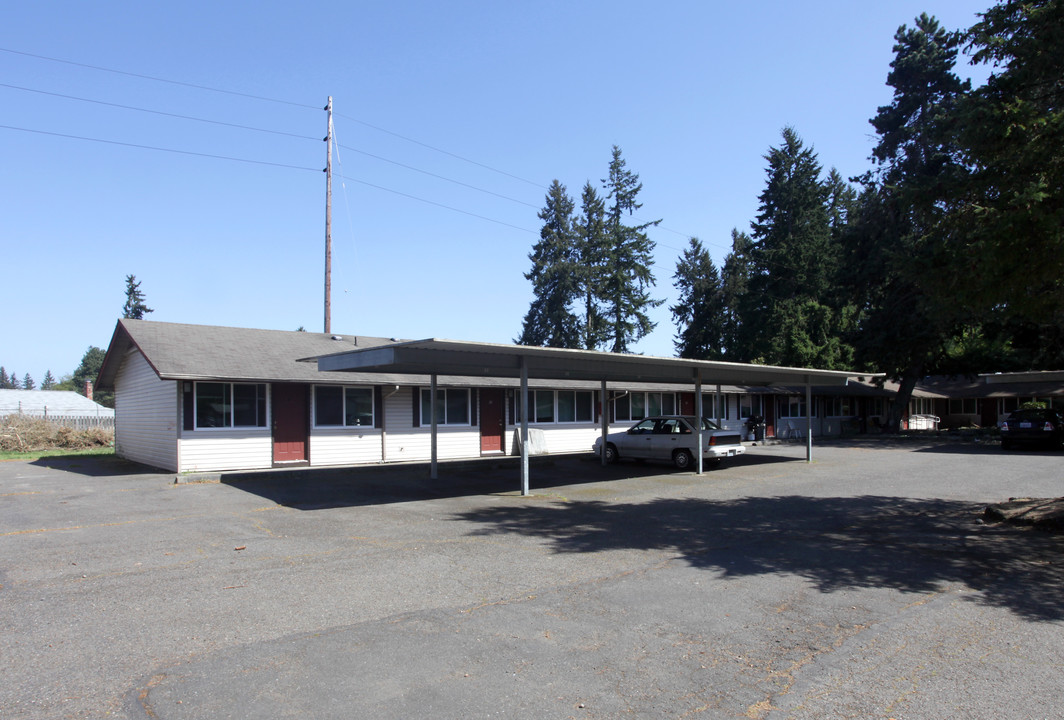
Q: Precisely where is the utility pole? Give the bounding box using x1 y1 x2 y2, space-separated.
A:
324 96 333 334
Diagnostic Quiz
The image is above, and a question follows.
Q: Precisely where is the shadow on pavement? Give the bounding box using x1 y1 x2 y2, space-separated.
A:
220 452 793 510
453 493 1064 622
29 454 150 477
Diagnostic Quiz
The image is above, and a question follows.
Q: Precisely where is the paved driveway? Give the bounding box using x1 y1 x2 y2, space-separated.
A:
1 441 1062 719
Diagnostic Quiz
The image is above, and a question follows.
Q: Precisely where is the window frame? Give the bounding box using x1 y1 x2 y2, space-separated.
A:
193 381 268 430
615 392 677 423
420 388 472 426
313 385 375 428
779 395 813 419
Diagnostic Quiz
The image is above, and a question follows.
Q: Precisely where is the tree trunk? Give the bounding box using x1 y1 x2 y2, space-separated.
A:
886 366 922 433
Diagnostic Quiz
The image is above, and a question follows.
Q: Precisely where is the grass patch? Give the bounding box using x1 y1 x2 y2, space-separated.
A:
0 446 115 462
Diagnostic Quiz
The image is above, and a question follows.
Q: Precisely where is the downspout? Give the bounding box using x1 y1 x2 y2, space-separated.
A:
520 356 529 496
380 385 400 463
430 374 438 480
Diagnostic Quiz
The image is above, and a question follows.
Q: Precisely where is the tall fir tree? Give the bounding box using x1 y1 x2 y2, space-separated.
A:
516 180 581 348
720 229 754 361
122 274 154 320
671 238 726 359
22 373 35 390
0 367 9 389
743 128 851 368
574 182 609 350
599 146 662 353
8 372 20 389
41 370 57 390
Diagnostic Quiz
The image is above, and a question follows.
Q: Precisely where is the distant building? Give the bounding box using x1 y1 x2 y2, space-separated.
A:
0 389 114 419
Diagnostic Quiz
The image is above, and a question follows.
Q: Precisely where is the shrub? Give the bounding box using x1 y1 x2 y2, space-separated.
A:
0 415 114 452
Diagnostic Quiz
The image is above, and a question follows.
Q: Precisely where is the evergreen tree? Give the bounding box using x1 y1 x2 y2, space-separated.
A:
516 180 581 348
744 128 851 368
599 146 663 353
574 182 610 350
720 229 754 361
849 14 971 429
71 346 113 407
671 238 726 359
122 274 154 320
8 372 20 389
22 373 35 390
945 0 1064 319
0 367 8 389
41 370 57 390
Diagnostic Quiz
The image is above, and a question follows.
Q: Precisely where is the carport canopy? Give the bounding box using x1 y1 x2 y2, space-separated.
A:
316 338 879 494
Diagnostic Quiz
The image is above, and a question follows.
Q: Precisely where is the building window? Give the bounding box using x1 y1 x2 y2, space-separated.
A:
825 397 854 417
420 388 470 426
948 398 977 415
314 386 374 427
780 396 811 418
616 392 675 422
195 382 267 429
909 397 935 415
557 390 594 423
738 394 761 420
699 393 726 419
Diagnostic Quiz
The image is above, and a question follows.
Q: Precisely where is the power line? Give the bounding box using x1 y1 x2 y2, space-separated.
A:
335 111 546 189
335 141 540 210
0 47 318 110
0 124 320 172
337 172 537 235
0 82 319 141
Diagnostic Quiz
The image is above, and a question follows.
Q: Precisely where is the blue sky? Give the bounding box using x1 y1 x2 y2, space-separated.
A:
2 0 992 382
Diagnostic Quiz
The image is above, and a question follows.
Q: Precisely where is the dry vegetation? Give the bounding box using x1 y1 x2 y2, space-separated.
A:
0 415 113 453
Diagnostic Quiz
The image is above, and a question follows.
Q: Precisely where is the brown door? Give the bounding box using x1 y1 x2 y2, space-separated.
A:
480 388 505 453
273 384 309 464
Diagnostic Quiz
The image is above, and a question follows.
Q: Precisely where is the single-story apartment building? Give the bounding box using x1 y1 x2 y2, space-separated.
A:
95 320 1062 473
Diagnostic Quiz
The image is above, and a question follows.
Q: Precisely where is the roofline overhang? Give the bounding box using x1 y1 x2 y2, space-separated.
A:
316 338 880 387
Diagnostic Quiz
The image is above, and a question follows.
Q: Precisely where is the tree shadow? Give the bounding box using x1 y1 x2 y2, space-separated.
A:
452 494 1064 622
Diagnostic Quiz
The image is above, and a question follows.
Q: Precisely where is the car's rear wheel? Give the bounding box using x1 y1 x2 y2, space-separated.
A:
604 443 618 464
673 448 694 470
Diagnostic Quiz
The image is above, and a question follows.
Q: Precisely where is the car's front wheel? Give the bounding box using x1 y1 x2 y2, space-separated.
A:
604 443 618 464
673 448 694 470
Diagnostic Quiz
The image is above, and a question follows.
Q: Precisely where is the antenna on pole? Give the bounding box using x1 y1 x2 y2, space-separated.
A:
324 96 333 334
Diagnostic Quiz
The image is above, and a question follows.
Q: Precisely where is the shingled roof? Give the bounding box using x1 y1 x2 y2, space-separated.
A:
0 389 114 417
96 319 409 390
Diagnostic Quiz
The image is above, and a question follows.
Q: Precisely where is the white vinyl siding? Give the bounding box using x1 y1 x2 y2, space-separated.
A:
179 432 273 473
310 428 383 466
113 350 179 472
384 387 479 462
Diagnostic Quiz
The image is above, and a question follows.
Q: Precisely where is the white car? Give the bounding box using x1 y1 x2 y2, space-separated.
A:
592 415 746 470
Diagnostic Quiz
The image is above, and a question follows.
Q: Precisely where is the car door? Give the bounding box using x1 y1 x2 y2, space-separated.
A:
649 418 687 461
621 418 658 458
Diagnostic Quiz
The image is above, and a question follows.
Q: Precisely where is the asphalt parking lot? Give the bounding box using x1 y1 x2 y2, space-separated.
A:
2 439 1063 720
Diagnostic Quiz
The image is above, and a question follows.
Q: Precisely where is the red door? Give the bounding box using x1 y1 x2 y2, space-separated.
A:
480 389 505 453
273 384 309 464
